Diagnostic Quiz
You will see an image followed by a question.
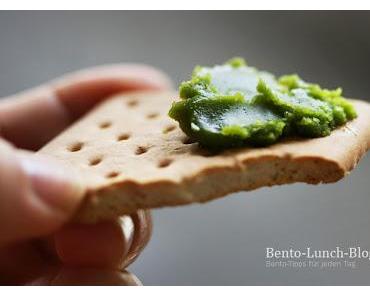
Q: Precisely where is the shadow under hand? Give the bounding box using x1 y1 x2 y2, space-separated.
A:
28 267 142 286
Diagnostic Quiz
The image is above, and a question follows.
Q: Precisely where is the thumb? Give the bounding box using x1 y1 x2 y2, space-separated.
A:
0 140 85 246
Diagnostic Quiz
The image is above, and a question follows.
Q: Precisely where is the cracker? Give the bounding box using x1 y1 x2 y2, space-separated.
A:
38 91 370 223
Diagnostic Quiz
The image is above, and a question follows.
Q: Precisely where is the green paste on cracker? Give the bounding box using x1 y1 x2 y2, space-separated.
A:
169 57 357 149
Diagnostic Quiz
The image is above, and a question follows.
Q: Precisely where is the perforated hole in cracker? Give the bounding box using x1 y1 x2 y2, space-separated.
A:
106 171 120 179
99 121 112 129
182 137 196 145
89 156 103 166
117 133 131 141
158 158 173 168
127 98 139 107
68 141 84 152
135 145 148 155
163 124 176 134
146 112 160 119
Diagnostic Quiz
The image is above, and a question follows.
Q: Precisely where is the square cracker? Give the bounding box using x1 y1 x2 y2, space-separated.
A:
39 91 370 223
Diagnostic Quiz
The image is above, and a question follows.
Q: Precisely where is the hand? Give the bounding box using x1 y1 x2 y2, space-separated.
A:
0 64 172 285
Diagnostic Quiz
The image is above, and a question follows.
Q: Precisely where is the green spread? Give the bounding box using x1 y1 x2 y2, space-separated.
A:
168 58 357 149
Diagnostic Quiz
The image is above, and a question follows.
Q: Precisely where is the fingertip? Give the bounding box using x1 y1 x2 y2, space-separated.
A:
54 218 134 269
54 63 173 98
0 147 85 245
119 64 173 90
30 267 142 285
50 63 173 120
19 153 85 215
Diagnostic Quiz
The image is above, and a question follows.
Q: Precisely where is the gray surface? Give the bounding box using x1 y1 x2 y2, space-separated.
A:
0 11 370 285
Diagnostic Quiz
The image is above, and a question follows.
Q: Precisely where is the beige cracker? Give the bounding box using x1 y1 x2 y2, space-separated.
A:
39 91 370 223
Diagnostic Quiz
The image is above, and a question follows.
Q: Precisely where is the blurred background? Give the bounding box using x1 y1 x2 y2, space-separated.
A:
1 11 370 285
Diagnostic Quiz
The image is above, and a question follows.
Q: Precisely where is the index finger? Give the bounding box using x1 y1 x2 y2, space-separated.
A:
0 64 172 150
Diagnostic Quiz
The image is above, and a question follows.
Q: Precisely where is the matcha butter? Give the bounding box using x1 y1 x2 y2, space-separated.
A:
169 58 357 149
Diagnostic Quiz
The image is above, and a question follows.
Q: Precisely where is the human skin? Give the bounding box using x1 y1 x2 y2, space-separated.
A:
0 64 172 285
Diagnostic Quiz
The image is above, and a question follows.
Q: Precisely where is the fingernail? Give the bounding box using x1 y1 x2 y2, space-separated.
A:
19 154 85 213
120 215 135 249
121 210 152 268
